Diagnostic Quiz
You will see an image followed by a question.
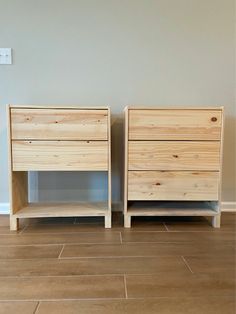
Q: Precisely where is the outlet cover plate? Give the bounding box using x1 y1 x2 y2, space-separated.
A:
0 48 12 64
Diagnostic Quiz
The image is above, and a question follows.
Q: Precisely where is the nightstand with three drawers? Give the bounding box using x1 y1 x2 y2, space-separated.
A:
124 106 224 228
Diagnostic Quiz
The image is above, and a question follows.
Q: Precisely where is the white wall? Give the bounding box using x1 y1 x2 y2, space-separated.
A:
0 0 235 210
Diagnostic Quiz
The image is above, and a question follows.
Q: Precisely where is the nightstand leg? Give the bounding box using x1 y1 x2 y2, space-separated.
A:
212 214 221 228
124 215 131 228
10 217 19 231
105 215 112 228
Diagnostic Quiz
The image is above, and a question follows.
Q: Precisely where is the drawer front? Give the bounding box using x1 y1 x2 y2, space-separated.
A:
128 141 220 171
129 109 222 140
12 141 108 171
11 109 108 140
128 171 219 201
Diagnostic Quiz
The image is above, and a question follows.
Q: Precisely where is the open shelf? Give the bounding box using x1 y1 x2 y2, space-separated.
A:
127 201 218 217
14 202 109 219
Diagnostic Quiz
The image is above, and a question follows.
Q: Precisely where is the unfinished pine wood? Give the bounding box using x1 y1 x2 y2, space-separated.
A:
7 105 28 229
106 107 112 228
128 141 220 171
10 172 28 230
124 107 129 227
12 140 108 171
127 201 217 216
129 109 222 140
10 105 109 109
124 106 224 228
8 105 111 230
11 108 108 140
212 109 225 228
13 202 108 218
128 171 219 201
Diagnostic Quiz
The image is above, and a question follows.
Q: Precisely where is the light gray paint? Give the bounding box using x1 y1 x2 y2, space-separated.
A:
0 0 235 208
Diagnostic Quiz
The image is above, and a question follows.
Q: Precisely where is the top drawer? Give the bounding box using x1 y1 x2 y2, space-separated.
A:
129 109 222 141
10 108 108 140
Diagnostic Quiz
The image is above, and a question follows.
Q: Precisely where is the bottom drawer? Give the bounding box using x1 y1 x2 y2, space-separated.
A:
128 171 219 201
12 141 108 171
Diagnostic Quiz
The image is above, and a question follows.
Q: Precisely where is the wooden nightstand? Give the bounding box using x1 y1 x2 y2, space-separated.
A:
124 106 224 228
7 105 111 230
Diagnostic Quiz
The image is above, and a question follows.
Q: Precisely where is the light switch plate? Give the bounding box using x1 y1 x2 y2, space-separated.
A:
0 48 12 64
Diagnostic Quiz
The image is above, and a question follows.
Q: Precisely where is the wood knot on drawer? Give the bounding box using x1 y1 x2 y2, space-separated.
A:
173 155 179 158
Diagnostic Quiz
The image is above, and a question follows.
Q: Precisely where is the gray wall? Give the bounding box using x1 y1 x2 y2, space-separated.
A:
0 0 235 208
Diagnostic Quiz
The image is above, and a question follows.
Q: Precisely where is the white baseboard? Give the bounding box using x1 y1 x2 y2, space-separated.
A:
0 203 10 214
221 201 236 212
0 201 235 215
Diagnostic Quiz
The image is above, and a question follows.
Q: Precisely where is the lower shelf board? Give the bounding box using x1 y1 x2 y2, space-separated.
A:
127 201 219 217
13 202 109 218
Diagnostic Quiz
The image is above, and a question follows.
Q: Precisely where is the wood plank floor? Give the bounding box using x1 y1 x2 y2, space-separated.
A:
0 213 235 314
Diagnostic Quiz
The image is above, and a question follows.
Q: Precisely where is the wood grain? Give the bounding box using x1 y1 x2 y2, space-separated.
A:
36 297 236 314
128 141 220 171
129 109 222 140
8 105 111 229
11 171 28 213
13 202 108 218
106 107 112 228
0 275 125 300
12 140 108 171
124 107 129 227
125 273 234 298
11 108 108 140
128 171 219 201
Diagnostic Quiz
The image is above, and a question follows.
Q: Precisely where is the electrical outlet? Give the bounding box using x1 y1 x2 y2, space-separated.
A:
0 48 12 64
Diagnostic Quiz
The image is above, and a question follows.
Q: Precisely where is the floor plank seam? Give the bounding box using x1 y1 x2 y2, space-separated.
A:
157 231 235 233
0 271 205 277
0 233 24 236
19 224 29 234
14 231 122 235
123 241 194 244
0 244 65 248
0 298 129 302
11 230 236 235
59 255 193 259
0 257 68 261
33 301 40 314
163 223 169 231
123 275 128 299
119 232 123 243
0 242 122 247
181 256 194 273
0 295 235 302
1 239 233 246
124 230 235 233
58 245 65 259
0 274 127 278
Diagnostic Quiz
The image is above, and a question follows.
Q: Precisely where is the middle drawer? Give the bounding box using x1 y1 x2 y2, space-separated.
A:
128 141 220 171
12 141 108 171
